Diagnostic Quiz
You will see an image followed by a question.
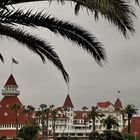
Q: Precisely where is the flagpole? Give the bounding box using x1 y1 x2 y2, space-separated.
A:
11 58 13 74
118 90 120 98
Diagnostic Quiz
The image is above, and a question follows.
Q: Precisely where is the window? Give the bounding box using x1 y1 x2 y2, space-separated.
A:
4 112 8 116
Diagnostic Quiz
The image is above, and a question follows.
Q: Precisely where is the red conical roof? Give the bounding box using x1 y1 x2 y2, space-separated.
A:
4 74 18 86
114 98 122 111
63 94 74 108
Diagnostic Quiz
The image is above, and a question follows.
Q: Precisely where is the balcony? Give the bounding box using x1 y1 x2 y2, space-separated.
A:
2 90 20 96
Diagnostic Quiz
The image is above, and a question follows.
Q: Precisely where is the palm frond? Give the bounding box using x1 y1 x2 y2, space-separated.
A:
0 53 4 63
134 0 139 5
9 0 138 36
73 0 136 37
0 24 69 83
0 9 106 65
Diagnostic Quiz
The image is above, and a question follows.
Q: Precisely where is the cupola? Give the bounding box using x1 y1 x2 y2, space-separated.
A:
2 74 20 96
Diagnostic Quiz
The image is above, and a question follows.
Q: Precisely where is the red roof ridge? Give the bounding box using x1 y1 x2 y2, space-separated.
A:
4 74 18 87
97 101 113 108
63 94 74 108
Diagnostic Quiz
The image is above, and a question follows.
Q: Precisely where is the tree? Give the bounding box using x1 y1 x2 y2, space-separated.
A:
0 0 139 83
102 115 119 130
11 104 21 138
119 108 127 130
82 106 88 137
23 105 35 124
125 104 138 133
38 104 48 140
51 108 58 140
103 130 124 140
18 124 39 140
89 131 104 140
88 106 104 133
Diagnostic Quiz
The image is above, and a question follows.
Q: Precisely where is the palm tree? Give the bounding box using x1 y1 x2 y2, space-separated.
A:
51 109 58 140
102 115 119 130
11 103 21 138
125 104 138 133
119 108 127 130
88 106 104 133
39 104 48 140
82 106 88 137
0 0 139 83
23 105 35 124
48 105 58 140
44 105 53 140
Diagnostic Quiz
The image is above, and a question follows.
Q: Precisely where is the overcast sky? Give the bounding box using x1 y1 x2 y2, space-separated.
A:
0 2 140 112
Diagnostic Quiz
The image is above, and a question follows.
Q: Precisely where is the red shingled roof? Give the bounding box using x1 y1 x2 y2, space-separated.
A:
0 96 28 124
114 98 122 111
63 94 74 108
97 101 113 108
4 74 18 87
123 116 140 137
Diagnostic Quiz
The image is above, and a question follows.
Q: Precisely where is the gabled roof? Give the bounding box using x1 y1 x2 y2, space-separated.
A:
63 94 74 108
123 116 140 137
114 98 122 111
4 74 18 87
97 101 113 108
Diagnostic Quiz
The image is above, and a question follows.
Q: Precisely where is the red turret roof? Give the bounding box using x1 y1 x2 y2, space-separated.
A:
63 94 74 108
4 74 18 86
114 98 122 111
97 101 113 108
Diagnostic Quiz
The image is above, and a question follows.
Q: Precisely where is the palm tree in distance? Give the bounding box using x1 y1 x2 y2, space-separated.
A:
39 103 48 140
23 105 35 124
88 106 104 133
119 108 127 130
102 115 119 130
0 0 139 83
82 106 88 137
125 104 138 133
11 103 21 138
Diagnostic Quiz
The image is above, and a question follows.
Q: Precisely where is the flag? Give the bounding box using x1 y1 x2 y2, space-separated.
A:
12 58 19 64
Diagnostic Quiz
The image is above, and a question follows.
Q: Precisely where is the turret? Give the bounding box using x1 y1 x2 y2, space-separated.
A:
2 74 20 96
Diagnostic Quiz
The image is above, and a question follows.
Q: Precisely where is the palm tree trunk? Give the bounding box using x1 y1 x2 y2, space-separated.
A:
53 120 56 140
45 116 48 140
92 118 95 133
42 119 45 140
15 110 18 138
128 118 131 133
